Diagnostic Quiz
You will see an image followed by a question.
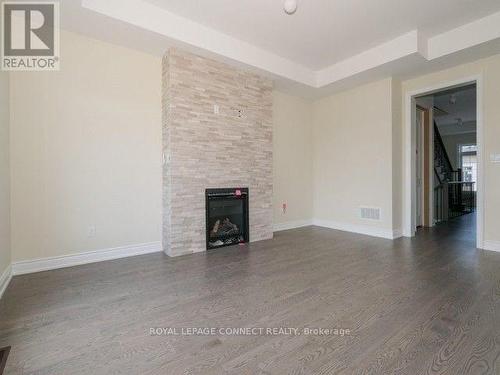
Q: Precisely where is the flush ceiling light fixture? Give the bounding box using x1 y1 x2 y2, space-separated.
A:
284 0 298 15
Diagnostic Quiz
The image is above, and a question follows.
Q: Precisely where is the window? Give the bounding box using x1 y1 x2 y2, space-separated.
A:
460 144 477 153
458 144 477 191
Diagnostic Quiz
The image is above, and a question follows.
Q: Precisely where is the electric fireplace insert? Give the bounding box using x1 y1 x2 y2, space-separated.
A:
205 188 249 250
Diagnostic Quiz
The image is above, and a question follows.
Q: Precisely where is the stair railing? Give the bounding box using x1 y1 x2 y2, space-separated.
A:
433 122 473 222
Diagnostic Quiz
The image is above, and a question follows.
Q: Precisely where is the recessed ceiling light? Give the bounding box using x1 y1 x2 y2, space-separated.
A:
284 0 298 15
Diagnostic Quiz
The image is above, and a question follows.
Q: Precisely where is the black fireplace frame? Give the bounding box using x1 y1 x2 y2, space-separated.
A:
205 188 249 250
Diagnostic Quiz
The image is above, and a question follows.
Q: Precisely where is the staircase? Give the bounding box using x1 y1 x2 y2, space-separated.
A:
434 122 460 184
433 122 474 223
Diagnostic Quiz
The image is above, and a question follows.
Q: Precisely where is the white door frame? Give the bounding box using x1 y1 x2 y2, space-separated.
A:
403 75 484 249
415 108 424 227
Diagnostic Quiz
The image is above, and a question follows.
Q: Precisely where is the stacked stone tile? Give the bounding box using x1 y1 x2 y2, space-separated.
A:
162 49 273 256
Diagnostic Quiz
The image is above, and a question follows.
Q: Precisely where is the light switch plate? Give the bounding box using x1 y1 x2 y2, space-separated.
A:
490 153 500 163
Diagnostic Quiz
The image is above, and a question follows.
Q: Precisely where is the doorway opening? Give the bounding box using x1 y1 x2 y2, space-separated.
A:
405 77 483 247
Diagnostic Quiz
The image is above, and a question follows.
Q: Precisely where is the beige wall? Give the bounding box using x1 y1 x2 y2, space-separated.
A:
10 30 162 262
273 91 313 226
312 78 396 235
0 71 10 277
402 53 500 246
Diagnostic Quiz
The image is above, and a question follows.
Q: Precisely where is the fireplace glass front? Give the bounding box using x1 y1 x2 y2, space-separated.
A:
206 188 249 249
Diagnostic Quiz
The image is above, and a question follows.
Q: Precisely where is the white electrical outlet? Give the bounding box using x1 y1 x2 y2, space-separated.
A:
87 225 96 237
213 104 219 114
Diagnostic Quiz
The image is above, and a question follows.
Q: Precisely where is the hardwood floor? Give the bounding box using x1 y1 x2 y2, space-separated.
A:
1 215 500 374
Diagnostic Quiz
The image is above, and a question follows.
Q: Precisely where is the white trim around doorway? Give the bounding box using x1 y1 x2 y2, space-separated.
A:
403 75 484 249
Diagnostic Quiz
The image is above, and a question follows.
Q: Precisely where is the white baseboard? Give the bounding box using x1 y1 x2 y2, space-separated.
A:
0 264 12 300
312 219 400 240
12 241 163 276
273 219 314 232
482 240 500 253
392 229 403 239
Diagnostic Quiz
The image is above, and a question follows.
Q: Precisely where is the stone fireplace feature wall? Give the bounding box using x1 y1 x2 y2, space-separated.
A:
162 49 273 256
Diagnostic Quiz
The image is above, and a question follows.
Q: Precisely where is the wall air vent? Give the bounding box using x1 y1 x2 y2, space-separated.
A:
360 207 381 221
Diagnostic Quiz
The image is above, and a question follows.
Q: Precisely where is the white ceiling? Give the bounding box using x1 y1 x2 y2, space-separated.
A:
55 0 500 97
145 0 500 70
